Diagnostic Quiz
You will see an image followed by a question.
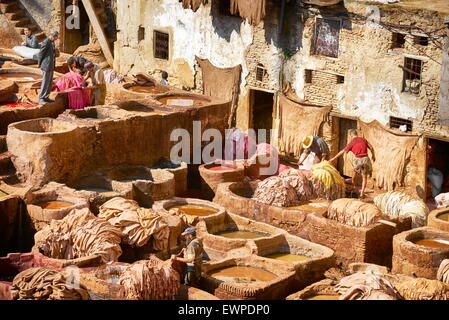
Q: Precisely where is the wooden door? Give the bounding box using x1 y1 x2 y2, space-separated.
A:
338 118 357 177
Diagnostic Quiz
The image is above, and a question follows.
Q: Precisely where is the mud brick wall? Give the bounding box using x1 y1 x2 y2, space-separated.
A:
304 70 342 107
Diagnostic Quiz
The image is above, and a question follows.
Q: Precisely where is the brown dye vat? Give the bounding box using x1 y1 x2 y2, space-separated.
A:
0 73 40 81
288 200 329 211
170 204 218 217
159 96 207 107
83 188 118 197
413 239 449 249
128 85 167 94
208 266 277 283
215 230 269 239
438 213 449 222
265 253 311 262
36 200 74 210
306 295 339 300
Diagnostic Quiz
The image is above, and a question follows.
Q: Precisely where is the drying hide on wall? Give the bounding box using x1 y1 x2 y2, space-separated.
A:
119 259 181 300
11 267 90 300
99 197 170 251
396 278 449 300
327 198 383 227
230 0 266 26
278 93 332 157
253 176 298 207
373 191 429 228
34 208 123 264
437 259 449 285
182 0 208 12
196 57 241 127
335 270 401 300
359 121 418 191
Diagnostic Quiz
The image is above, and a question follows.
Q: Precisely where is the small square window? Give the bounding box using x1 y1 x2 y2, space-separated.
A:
154 31 169 60
414 36 428 46
392 33 406 49
305 69 313 84
336 75 344 84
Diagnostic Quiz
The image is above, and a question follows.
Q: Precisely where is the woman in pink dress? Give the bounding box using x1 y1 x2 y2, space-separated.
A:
54 68 92 110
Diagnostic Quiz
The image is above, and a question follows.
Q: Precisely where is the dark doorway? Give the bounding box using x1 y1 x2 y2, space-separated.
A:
250 89 274 133
426 138 449 201
337 117 358 178
63 0 90 54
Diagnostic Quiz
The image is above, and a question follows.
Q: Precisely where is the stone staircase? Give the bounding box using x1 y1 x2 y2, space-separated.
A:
0 0 46 42
0 136 16 183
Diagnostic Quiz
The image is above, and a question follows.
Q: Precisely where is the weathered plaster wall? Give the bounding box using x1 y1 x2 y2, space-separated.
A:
283 2 443 129
114 0 284 130
438 37 449 126
0 15 22 47
18 0 52 33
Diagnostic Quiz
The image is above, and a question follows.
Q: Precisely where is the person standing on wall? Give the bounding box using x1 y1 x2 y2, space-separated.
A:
170 227 203 288
329 129 375 198
37 31 59 105
22 27 39 49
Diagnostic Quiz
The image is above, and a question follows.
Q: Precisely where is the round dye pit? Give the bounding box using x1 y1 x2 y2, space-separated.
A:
437 212 449 222
208 266 277 283
36 200 74 210
128 85 168 94
0 72 41 82
215 230 269 239
169 204 218 217
288 200 329 211
265 253 311 262
413 239 449 249
82 188 118 197
305 295 339 300
158 95 208 107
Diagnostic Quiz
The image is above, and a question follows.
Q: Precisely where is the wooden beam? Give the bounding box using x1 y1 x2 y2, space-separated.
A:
81 0 114 66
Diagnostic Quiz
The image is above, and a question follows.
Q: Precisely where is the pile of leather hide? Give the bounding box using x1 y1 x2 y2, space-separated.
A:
327 198 383 227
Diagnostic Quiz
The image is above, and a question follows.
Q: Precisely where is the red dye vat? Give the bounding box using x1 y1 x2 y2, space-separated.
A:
208 166 234 171
0 102 38 108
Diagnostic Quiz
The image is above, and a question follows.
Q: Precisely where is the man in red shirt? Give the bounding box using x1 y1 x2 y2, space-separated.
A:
330 129 376 198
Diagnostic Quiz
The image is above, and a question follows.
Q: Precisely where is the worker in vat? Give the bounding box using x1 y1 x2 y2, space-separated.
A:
37 31 59 105
297 135 330 171
170 227 203 288
329 129 375 198
84 61 105 105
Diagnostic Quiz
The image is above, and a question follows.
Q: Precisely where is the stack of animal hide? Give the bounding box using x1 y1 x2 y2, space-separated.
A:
34 208 123 264
253 176 298 207
396 278 449 300
335 270 401 300
11 267 90 300
99 197 170 251
278 169 315 200
310 161 346 200
327 198 383 227
168 208 198 226
119 259 181 300
373 191 429 228
437 259 449 285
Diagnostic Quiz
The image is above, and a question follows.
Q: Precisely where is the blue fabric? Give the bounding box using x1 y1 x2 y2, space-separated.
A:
428 167 444 197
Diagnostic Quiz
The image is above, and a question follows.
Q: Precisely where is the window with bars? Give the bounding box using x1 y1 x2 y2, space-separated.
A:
392 33 406 49
256 64 267 82
402 57 422 94
336 75 344 84
305 69 313 84
154 31 169 60
390 116 413 132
